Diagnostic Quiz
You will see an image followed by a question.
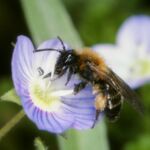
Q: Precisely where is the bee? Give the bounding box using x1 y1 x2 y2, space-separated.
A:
34 37 144 125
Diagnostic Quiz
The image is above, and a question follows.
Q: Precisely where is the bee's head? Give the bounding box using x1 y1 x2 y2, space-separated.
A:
34 37 79 78
55 50 79 75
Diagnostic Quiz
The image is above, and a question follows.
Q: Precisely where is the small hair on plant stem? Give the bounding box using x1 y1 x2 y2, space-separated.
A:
11 42 16 47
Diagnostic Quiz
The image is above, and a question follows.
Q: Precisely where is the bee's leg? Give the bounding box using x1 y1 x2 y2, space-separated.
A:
74 81 87 95
92 84 109 128
65 68 73 85
43 72 51 79
44 65 68 80
92 93 107 128
91 109 101 128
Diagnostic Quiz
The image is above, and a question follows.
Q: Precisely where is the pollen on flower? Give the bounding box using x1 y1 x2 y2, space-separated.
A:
29 78 62 112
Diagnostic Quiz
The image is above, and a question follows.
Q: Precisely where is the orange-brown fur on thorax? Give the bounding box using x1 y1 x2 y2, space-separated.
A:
76 48 108 79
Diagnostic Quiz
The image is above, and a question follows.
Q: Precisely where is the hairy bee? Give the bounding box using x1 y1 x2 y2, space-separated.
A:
34 37 144 125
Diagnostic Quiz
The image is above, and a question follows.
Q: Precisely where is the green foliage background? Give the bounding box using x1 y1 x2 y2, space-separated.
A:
0 0 150 150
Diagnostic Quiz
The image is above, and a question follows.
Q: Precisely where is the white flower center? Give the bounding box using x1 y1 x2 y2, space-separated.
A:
131 59 150 77
129 44 150 78
29 76 73 112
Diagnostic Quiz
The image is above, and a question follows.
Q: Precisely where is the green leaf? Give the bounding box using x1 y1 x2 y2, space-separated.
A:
34 137 48 150
124 134 150 150
21 0 82 47
21 0 109 150
58 121 109 150
1 89 21 106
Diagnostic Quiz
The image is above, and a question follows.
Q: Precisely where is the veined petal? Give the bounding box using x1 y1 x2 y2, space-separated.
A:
116 15 150 88
11 35 35 95
117 15 150 56
61 86 97 129
11 36 75 133
21 96 74 133
53 72 98 129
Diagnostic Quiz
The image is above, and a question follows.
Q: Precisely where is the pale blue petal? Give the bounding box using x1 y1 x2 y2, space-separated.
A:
12 36 75 133
116 15 150 88
12 35 34 96
127 77 150 89
21 95 75 133
117 15 150 55
52 70 101 129
52 69 102 129
60 85 101 129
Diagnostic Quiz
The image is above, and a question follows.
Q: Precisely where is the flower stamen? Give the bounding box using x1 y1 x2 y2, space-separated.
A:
37 67 44 76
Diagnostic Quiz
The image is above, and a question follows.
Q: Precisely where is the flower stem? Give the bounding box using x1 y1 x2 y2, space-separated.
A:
0 109 25 141
34 137 48 150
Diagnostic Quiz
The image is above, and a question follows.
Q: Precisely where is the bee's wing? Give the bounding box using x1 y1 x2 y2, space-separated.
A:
106 69 144 114
87 62 144 115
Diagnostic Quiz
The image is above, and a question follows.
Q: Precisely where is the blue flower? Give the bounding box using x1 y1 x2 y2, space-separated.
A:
93 15 150 88
11 35 100 133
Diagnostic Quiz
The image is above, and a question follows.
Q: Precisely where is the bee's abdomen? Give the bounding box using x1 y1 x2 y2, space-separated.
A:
105 87 123 121
105 103 122 121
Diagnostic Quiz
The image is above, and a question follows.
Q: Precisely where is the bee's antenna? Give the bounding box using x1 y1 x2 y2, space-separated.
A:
33 48 63 53
33 36 67 53
57 36 66 51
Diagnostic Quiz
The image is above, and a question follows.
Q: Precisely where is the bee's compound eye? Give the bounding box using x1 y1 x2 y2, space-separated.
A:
65 54 72 63
37 67 44 76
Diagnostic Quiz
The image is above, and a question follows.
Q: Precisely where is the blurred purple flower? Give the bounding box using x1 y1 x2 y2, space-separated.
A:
93 15 150 88
11 35 99 133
